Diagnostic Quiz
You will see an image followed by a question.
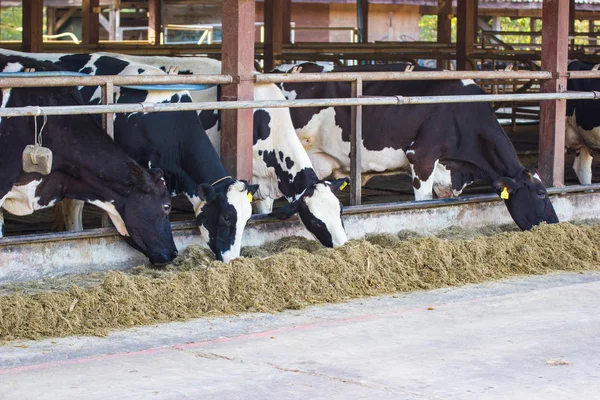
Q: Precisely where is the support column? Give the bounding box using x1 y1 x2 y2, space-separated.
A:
437 0 452 69
357 0 369 43
589 20 596 47
283 0 292 44
221 0 255 181
47 7 56 36
264 0 284 72
530 17 538 45
148 0 162 45
569 0 576 47
539 0 569 187
457 0 477 70
82 0 100 45
22 0 44 52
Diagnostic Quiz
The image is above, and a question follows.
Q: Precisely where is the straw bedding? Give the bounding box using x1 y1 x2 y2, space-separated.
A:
1 222 599 341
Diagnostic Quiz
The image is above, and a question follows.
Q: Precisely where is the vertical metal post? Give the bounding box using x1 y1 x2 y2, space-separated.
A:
357 0 369 43
437 0 452 69
283 0 292 44
22 0 44 52
539 0 569 187
82 0 100 45
457 0 476 71
100 82 114 228
264 0 284 72
148 0 162 45
221 0 255 182
350 78 363 206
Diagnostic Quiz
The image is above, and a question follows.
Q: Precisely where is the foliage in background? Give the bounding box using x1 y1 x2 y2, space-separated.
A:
1 8 23 41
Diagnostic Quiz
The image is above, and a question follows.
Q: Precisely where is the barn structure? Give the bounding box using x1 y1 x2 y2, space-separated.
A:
1 0 600 275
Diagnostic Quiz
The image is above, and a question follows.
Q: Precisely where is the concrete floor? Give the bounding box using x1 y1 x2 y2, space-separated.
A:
1 272 600 400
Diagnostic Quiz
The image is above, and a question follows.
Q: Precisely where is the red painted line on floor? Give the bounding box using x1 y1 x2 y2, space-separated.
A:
0 297 482 375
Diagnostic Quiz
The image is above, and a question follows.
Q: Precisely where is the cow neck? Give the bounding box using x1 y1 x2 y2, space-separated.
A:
211 176 234 194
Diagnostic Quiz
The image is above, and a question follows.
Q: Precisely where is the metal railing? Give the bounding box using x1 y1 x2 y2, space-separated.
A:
2 68 600 207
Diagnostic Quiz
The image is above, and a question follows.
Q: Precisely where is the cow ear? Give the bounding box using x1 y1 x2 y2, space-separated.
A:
127 161 145 178
493 177 520 194
328 177 350 192
148 168 164 182
246 184 259 195
197 183 216 202
269 201 300 220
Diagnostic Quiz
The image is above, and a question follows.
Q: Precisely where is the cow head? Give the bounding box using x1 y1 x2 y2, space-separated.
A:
270 178 349 247
195 180 259 263
493 170 559 230
117 166 178 265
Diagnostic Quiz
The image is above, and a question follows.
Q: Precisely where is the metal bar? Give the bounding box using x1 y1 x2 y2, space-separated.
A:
257 71 553 83
0 91 598 118
0 74 234 88
100 82 114 228
264 0 284 72
350 78 363 206
569 71 600 79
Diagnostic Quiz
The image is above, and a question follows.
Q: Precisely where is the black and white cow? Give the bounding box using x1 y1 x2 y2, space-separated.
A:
566 60 600 185
0 55 178 264
1 50 258 263
272 62 559 231
93 53 350 248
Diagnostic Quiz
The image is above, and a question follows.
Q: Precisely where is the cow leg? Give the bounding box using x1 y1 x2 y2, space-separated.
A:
61 198 85 231
432 162 456 198
253 198 274 214
410 162 435 201
573 146 593 185
0 209 4 238
308 152 340 180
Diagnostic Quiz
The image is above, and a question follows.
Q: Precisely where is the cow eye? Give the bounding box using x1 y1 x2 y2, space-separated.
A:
163 204 171 213
537 190 545 198
221 214 232 226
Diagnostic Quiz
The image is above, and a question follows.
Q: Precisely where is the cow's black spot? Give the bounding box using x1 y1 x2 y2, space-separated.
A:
55 54 93 72
91 56 130 76
80 66 93 74
285 157 294 169
413 177 421 189
279 151 284 162
138 68 145 74
199 109 219 132
262 150 318 198
258 150 263 156
253 109 272 145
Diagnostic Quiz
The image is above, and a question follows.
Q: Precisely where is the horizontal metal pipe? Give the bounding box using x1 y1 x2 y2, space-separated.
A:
0 74 234 88
0 91 596 118
257 70 552 83
568 71 600 80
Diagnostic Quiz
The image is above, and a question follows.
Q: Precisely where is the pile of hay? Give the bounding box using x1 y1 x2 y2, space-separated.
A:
1 222 600 341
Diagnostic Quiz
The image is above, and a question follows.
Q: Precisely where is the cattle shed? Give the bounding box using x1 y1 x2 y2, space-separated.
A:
1 0 600 273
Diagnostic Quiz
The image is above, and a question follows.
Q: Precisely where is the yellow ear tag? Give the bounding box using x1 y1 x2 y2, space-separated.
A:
339 181 348 191
500 187 509 200
247 192 253 202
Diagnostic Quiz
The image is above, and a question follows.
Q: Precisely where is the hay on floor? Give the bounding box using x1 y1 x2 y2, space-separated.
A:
1 223 600 341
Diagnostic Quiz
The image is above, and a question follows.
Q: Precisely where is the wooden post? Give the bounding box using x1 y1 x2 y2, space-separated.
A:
569 0 576 47
47 7 56 36
357 0 369 43
283 0 292 44
82 0 100 45
221 0 255 181
148 0 162 45
589 20 596 47
539 0 569 187
437 0 452 69
22 0 44 52
530 17 538 45
457 0 476 70
264 0 284 72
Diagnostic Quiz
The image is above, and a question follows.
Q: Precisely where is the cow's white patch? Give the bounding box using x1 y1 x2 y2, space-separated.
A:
303 183 347 247
252 198 274 214
461 79 475 86
280 85 297 101
410 161 438 201
62 199 85 231
221 181 253 263
566 110 600 184
3 62 23 73
573 146 593 185
405 149 415 156
1 180 56 216
88 200 129 236
0 88 11 124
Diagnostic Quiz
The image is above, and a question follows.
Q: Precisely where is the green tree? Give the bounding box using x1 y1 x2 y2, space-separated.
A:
1 7 23 41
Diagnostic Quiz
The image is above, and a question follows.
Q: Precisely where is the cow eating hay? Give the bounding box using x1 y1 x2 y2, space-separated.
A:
1 222 600 341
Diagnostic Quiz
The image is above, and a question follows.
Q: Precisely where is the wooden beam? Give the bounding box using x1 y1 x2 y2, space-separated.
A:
22 0 44 52
148 0 162 45
47 7 56 36
589 20 596 46
357 0 369 43
221 0 255 181
437 0 451 68
55 8 78 33
283 0 292 44
457 0 476 70
82 0 100 45
539 0 569 187
264 0 284 72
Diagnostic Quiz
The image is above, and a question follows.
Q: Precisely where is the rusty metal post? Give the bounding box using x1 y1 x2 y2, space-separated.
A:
148 0 162 45
22 0 44 52
437 0 452 69
357 0 369 43
457 0 476 71
100 82 114 228
264 0 284 72
221 0 255 182
283 0 292 44
82 0 100 45
539 0 569 187
350 78 363 205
